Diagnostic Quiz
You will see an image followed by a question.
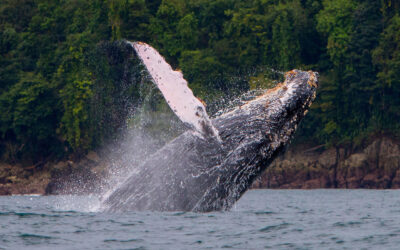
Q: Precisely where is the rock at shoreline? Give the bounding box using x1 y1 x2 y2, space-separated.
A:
0 163 51 195
45 152 108 195
0 151 108 196
253 137 400 189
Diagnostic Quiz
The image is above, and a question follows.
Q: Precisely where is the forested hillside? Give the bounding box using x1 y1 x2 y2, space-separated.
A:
1 0 399 165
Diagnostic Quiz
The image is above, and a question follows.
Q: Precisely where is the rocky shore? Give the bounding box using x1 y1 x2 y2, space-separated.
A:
0 151 108 195
1 136 400 195
253 136 400 189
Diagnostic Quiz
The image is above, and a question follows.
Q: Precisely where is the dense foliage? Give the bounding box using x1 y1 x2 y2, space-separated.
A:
0 0 399 163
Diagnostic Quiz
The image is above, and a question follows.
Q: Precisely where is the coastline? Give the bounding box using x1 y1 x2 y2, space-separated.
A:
1 136 400 195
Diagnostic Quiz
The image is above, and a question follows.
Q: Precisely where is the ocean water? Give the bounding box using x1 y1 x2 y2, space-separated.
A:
1 189 400 249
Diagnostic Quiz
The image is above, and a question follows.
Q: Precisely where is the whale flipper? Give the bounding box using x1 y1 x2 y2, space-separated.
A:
131 41 221 142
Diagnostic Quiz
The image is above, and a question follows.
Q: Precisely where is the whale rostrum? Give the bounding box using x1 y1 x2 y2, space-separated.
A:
102 50 318 212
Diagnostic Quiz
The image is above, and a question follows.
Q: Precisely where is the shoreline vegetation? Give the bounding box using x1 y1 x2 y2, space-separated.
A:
1 0 400 192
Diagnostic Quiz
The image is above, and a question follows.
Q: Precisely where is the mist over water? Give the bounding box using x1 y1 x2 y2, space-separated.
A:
92 78 188 206
2 190 400 249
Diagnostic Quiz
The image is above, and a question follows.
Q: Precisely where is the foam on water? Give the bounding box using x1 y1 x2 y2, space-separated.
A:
53 195 102 213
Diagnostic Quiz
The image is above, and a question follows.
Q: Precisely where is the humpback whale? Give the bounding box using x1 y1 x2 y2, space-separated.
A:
102 42 318 212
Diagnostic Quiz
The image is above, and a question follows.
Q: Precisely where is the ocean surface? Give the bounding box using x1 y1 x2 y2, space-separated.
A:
1 189 400 249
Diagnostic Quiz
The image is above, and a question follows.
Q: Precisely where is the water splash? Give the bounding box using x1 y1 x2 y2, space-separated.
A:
98 77 187 205
53 195 102 212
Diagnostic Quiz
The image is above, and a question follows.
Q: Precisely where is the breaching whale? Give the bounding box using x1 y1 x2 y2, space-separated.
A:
102 42 318 212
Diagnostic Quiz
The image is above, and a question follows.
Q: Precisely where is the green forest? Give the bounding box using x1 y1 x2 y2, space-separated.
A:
1 0 399 165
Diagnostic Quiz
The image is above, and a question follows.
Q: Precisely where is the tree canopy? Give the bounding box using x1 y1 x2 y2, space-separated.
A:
0 0 399 163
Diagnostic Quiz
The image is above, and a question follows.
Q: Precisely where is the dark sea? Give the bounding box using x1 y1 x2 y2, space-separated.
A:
1 189 400 249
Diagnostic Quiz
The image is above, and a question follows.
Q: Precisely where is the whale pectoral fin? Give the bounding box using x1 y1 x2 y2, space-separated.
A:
131 41 221 142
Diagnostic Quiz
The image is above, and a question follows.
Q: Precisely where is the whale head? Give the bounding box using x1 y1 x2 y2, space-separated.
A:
216 69 318 148
261 69 318 139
